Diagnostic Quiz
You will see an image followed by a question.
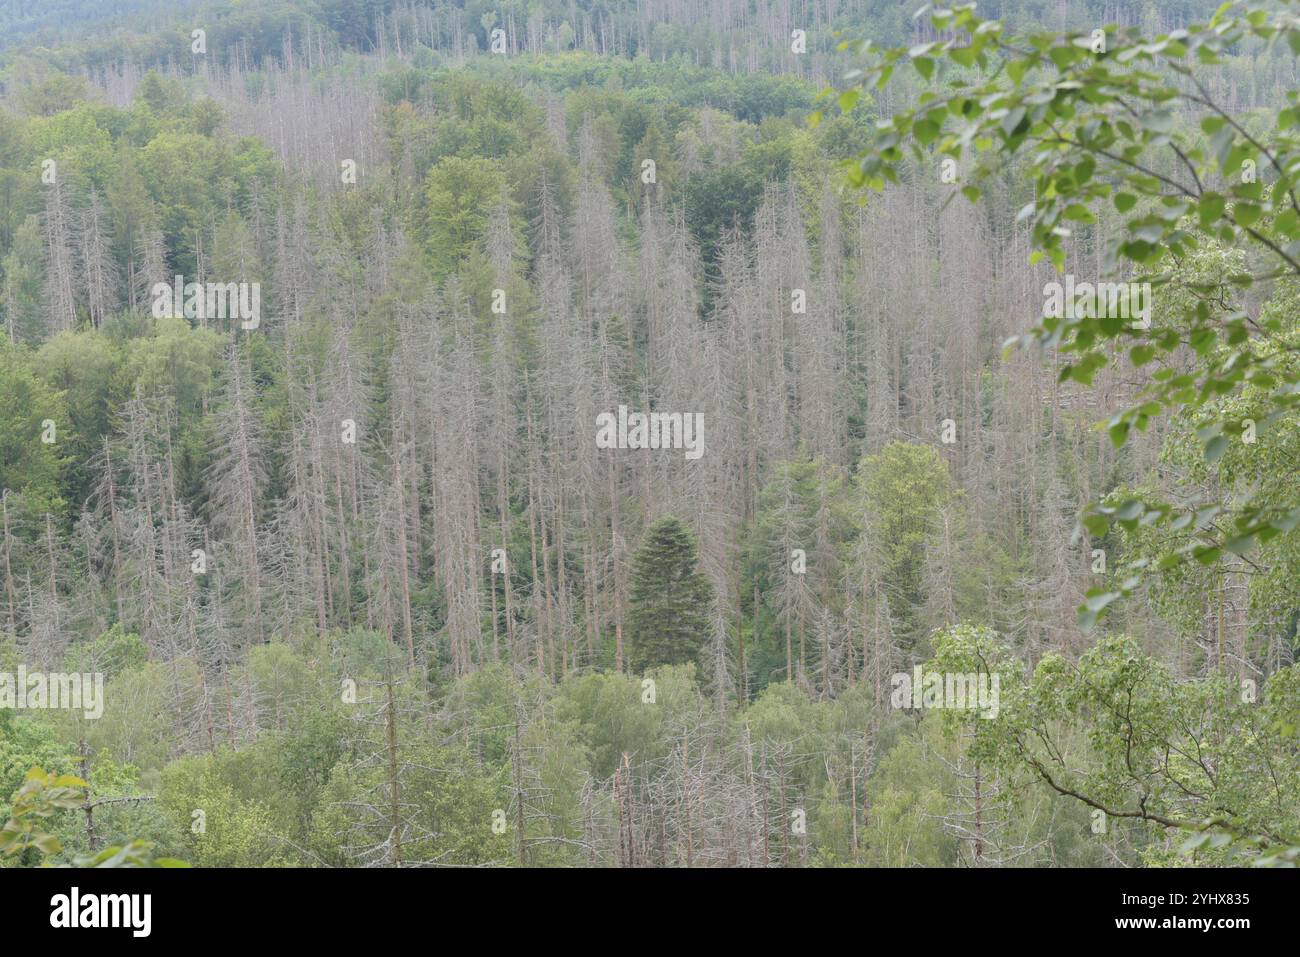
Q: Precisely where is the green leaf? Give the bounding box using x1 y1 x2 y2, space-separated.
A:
1193 545 1222 565
1083 513 1111 537
33 833 62 855
1116 499 1144 521
1130 344 1156 365
1234 202 1262 226
1198 192 1226 226
1224 533 1255 555
914 119 940 144
949 46 977 68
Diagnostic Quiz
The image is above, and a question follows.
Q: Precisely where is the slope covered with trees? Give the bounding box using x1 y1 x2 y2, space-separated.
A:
0 0 1295 868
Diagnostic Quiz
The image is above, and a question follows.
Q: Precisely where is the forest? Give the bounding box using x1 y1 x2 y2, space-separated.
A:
0 0 1296 869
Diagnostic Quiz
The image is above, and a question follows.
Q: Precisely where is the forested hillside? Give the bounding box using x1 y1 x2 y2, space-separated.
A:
0 0 1295 869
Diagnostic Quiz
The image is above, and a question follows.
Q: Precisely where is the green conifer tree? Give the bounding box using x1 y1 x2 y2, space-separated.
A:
626 517 714 673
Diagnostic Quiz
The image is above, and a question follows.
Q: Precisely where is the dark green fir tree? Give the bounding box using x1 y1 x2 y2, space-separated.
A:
626 517 714 673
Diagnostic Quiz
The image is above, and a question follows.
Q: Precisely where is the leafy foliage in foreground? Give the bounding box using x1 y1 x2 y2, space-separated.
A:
826 1 1300 626
1 768 186 867
931 625 1299 865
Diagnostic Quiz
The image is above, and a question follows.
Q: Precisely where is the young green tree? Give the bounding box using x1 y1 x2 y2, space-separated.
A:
421 155 509 277
626 517 714 673
856 441 955 646
0 339 67 515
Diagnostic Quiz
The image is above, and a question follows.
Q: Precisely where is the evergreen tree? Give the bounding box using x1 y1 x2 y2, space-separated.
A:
626 517 713 673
